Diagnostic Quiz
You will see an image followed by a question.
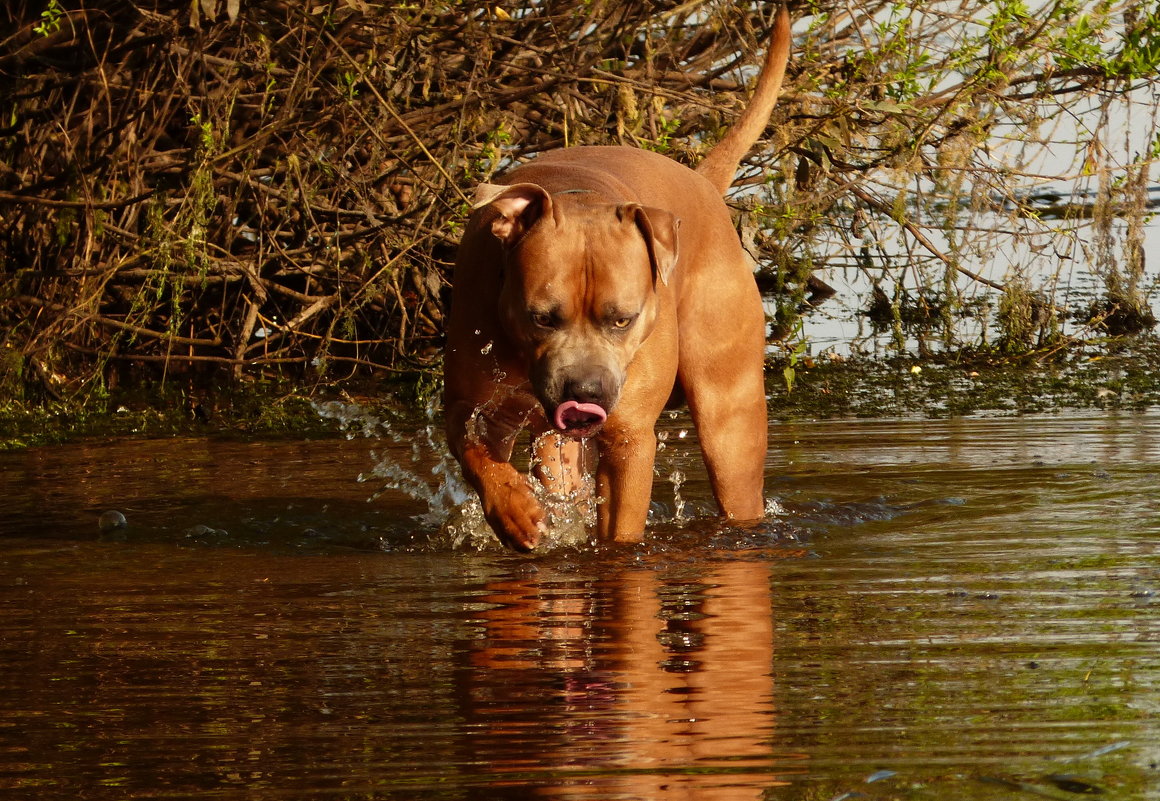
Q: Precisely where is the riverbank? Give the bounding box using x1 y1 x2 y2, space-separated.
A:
773 338 1160 418
3 338 1160 450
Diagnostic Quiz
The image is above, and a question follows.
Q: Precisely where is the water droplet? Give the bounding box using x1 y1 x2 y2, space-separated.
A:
98 510 127 532
764 497 787 516
668 470 686 521
480 341 493 355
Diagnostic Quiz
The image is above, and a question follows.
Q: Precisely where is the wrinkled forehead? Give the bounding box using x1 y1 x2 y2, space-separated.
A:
511 205 653 300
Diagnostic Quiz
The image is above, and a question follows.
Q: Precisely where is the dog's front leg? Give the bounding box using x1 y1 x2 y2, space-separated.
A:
531 432 593 498
463 446 547 551
594 424 658 542
447 400 547 551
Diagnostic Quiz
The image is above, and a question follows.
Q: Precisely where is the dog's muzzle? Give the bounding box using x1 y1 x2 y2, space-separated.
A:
543 364 619 438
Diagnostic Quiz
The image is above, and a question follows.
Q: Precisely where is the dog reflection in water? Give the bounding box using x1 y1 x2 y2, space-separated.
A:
466 560 793 798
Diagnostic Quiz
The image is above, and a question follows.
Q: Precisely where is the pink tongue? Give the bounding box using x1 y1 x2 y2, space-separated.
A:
554 401 608 431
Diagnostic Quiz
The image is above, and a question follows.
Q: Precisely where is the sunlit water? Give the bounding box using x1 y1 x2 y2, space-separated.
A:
1 409 1159 799
796 184 1160 358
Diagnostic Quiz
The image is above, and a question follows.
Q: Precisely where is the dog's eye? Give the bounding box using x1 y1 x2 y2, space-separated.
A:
611 315 635 330
531 312 555 329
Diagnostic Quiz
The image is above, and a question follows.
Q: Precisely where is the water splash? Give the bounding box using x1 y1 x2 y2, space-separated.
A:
313 399 792 551
313 398 593 551
313 398 469 528
668 469 687 522
764 496 788 517
442 478 594 552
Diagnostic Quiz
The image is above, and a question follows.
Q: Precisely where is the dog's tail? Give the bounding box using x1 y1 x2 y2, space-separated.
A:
695 4 791 196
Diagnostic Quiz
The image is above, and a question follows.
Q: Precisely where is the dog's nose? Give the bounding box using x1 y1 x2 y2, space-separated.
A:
561 369 611 406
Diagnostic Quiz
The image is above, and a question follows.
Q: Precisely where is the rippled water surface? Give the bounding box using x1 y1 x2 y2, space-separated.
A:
1 412 1158 799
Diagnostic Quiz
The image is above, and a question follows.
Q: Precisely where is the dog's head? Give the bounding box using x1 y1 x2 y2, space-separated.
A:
473 182 679 438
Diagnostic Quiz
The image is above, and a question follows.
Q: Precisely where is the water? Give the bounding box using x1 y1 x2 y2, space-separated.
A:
1 411 1159 799
791 182 1160 359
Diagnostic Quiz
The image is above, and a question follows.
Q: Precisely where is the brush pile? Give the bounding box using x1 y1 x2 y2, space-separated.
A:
0 0 780 396
3 1 1154 400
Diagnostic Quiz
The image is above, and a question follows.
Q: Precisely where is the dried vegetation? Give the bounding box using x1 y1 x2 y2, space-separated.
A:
1 0 1157 403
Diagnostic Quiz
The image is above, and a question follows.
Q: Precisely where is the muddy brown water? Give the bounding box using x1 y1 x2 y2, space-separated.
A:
1 411 1158 799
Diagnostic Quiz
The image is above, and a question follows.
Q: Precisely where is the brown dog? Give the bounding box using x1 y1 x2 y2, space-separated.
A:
445 7 791 551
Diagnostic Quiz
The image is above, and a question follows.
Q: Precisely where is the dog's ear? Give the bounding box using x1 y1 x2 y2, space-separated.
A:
621 204 680 285
473 183 553 248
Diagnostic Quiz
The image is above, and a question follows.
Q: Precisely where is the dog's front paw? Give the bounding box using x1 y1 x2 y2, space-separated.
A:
482 478 548 551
